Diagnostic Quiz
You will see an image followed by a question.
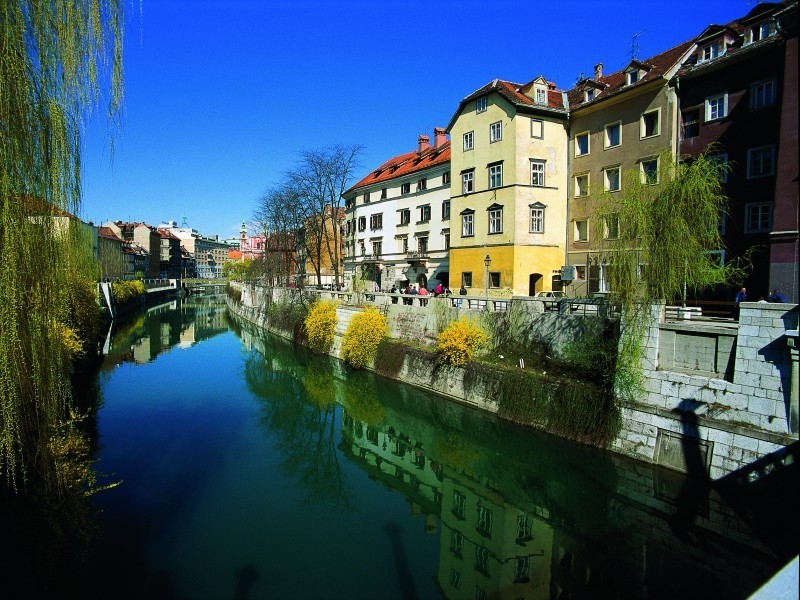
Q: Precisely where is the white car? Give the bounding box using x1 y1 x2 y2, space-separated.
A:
535 290 566 310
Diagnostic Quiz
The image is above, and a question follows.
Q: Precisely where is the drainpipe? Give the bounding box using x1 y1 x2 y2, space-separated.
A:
562 92 571 288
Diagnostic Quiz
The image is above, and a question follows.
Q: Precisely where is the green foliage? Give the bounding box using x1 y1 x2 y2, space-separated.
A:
493 367 621 447
435 317 488 367
341 307 388 369
1 0 124 492
111 280 146 306
269 299 308 335
374 339 408 378
226 283 243 304
303 301 338 354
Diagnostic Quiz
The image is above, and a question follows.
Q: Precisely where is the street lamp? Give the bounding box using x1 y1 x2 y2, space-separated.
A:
484 254 491 305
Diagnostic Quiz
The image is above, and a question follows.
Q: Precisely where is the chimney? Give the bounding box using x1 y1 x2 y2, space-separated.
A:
433 127 447 148
594 63 603 79
417 134 430 153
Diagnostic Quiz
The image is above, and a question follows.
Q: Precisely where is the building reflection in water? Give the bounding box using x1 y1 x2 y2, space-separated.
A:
231 312 794 600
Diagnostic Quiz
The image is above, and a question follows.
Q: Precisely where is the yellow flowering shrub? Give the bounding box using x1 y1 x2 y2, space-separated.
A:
435 317 487 366
341 307 388 369
111 280 146 305
304 300 338 354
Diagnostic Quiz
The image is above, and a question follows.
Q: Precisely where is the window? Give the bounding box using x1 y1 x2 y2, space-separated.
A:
531 118 544 139
450 531 464 557
360 242 365 256
575 173 589 197
372 241 382 256
516 515 532 541
463 130 474 151
489 163 503 188
449 569 461 589
345 197 354 209
358 216 366 232
489 121 502 143
417 178 427 191
709 153 729 183
370 213 383 229
747 145 776 178
461 211 474 237
535 87 547 104
442 200 451 220
396 236 408 253
529 203 545 233
626 70 639 85
751 79 776 109
514 557 530 583
489 272 500 288
418 205 431 223
380 187 387 199
641 158 659 184
362 192 370 204
748 21 776 44
442 171 451 185
462 170 474 194
641 109 660 138
401 182 411 195
706 93 728 121
528 159 546 187
585 88 596 102
682 109 700 138
417 236 428 255
475 546 490 576
574 220 588 242
462 272 472 287
605 215 620 239
575 265 587 280
476 96 487 113
452 491 466 519
488 205 503 234
745 202 772 233
444 233 450 250
700 41 723 62
605 121 621 148
575 131 589 156
604 165 621 192
399 208 410 225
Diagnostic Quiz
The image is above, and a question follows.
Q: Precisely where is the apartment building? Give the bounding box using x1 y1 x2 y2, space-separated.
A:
446 77 569 296
343 129 451 291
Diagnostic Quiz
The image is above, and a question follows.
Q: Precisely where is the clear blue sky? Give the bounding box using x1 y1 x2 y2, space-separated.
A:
81 0 754 239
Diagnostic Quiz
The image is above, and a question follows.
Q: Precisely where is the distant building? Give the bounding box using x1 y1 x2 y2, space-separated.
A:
96 226 126 279
104 221 160 277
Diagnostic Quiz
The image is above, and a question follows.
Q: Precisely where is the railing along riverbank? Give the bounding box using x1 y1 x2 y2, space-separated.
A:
227 282 798 481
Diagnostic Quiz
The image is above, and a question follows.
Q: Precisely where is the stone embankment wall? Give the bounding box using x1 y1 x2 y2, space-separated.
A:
229 283 799 479
615 302 798 480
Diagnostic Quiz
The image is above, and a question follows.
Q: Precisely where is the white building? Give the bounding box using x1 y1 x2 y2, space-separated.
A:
343 128 451 291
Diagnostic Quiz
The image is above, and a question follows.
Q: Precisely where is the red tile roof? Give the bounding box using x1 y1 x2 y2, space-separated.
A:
567 39 696 110
97 226 122 241
347 140 451 193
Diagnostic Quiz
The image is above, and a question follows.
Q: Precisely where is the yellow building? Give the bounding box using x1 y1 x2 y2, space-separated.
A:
445 77 569 297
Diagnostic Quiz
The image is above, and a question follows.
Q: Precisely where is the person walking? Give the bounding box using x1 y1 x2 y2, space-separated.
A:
735 287 747 303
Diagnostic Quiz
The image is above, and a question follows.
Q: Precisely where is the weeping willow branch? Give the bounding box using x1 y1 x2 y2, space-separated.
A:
1 1 125 492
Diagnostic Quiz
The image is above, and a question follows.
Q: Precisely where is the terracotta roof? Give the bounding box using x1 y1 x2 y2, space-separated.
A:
156 228 181 241
346 140 451 194
567 39 695 110
97 226 122 241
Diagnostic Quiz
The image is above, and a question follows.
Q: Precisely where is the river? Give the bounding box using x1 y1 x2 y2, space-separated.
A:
4 295 796 599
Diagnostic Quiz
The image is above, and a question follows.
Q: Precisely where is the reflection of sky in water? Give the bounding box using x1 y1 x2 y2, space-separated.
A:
93 327 440 600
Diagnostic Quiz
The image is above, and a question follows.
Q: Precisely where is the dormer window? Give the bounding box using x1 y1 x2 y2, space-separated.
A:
476 96 487 113
535 86 547 104
700 40 724 62
626 70 639 85
585 88 596 102
747 21 777 44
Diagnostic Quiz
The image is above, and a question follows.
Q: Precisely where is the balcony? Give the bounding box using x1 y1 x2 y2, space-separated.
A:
361 253 382 266
406 250 428 266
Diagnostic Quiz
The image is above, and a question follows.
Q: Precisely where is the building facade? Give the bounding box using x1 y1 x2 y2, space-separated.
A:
344 129 451 291
446 78 570 297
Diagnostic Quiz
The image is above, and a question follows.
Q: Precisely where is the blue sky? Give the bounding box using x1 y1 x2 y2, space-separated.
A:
81 0 754 238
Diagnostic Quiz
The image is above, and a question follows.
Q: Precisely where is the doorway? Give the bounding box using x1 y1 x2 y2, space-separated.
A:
528 273 543 296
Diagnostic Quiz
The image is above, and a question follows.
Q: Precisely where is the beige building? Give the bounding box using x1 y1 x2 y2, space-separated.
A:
565 42 695 295
445 77 570 297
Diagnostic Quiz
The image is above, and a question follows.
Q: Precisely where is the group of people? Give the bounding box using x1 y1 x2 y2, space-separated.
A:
735 287 789 303
388 282 467 306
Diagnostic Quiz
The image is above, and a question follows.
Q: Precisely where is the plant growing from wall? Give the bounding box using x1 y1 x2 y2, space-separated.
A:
303 300 338 354
592 150 747 398
435 317 488 367
112 280 147 307
341 307 388 369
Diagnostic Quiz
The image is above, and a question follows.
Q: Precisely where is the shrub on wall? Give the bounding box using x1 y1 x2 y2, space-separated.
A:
435 317 487 367
111 280 146 306
341 307 388 369
303 300 338 354
226 283 242 305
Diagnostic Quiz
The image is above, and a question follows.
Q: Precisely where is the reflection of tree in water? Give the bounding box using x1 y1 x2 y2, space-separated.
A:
340 371 385 426
243 344 352 510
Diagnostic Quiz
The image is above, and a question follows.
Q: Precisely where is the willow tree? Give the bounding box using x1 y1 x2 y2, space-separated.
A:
0 2 124 492
592 151 745 396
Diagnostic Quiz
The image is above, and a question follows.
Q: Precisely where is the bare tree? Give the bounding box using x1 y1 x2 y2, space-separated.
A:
253 182 305 286
288 144 363 287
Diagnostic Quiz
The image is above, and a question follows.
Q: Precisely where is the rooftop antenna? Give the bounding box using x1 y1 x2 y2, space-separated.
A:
181 214 189 228
631 30 646 61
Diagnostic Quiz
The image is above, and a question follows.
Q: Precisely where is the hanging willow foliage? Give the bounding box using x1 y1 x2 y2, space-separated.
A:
592 150 748 397
1 2 124 492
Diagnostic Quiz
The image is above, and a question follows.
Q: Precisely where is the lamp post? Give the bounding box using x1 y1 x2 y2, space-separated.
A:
484 254 491 306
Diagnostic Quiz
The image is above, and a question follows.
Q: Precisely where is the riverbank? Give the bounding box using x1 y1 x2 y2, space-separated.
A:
226 282 798 481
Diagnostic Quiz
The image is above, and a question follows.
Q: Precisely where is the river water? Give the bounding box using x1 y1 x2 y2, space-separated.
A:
8 296 795 599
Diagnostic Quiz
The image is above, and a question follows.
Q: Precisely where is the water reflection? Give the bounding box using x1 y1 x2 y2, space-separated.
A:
233 312 795 599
